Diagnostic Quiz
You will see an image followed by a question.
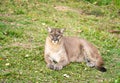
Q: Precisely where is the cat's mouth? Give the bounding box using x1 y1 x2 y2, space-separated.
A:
52 40 59 44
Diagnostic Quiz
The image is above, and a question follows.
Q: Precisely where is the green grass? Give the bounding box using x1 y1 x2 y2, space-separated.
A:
84 0 120 7
0 0 120 83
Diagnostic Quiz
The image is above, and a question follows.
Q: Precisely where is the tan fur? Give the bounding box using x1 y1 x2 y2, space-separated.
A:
44 28 106 72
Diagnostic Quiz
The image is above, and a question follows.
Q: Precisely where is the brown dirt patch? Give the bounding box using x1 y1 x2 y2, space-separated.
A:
10 42 43 49
54 5 70 11
11 42 32 49
10 42 42 49
54 5 83 14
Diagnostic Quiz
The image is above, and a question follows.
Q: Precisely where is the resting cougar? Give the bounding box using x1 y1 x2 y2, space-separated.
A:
44 27 107 72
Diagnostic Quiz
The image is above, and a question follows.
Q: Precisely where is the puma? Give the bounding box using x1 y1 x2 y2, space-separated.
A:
44 27 107 72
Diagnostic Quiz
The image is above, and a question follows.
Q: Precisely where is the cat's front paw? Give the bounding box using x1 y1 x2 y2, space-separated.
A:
54 64 63 70
47 64 54 70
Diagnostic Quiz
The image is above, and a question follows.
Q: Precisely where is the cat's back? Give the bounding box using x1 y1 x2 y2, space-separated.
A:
63 36 81 46
63 36 82 53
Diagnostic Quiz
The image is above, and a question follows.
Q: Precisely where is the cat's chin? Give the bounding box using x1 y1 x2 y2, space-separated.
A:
52 41 58 44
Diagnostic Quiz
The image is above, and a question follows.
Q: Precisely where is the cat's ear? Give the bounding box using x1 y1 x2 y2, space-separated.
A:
60 28 66 33
47 27 52 32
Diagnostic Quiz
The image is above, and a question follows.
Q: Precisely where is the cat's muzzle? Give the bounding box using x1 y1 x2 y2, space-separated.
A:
52 37 59 44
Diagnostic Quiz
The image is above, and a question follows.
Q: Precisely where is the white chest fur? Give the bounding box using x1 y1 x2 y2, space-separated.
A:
45 37 66 63
49 49 63 62
45 43 65 62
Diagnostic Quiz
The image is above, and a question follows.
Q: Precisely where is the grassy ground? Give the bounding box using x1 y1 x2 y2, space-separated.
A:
0 0 120 83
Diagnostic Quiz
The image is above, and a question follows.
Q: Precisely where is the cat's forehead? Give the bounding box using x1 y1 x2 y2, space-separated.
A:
51 28 61 33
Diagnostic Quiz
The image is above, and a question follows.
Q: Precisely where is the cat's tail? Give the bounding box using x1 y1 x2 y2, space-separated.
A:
81 39 107 72
96 66 107 72
95 59 107 72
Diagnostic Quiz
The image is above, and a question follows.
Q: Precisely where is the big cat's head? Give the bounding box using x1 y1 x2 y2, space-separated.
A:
47 27 65 44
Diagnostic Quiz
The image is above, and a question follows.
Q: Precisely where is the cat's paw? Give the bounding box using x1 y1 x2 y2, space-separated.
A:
54 64 63 70
47 64 54 70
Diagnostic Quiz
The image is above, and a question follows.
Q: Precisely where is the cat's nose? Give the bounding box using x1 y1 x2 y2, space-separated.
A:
53 37 58 41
